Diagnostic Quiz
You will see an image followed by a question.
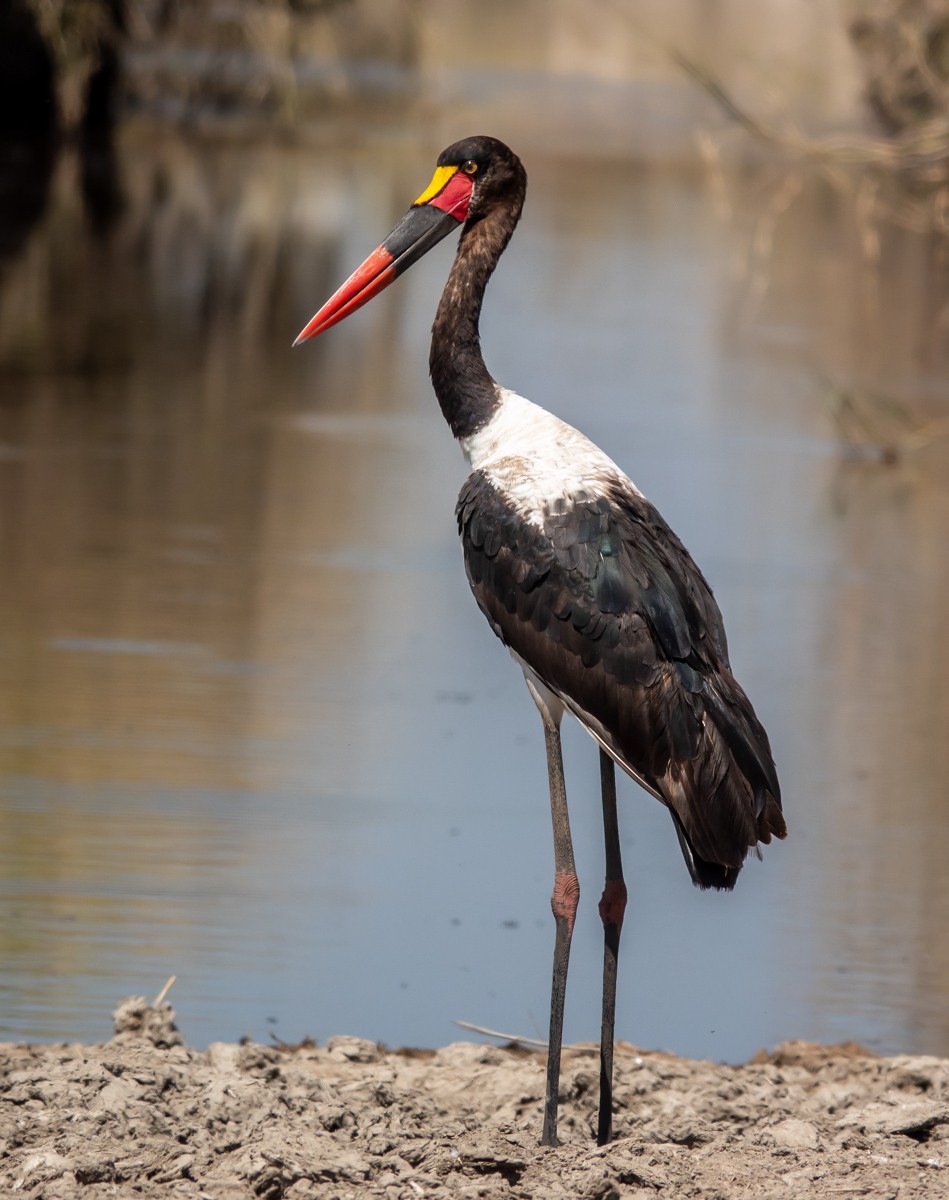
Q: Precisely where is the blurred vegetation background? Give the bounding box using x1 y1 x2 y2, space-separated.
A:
4 1 948 230
3 0 947 392
8 2 949 143
9 3 949 132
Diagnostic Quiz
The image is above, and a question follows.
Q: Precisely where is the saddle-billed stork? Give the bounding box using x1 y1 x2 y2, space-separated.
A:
294 136 786 1147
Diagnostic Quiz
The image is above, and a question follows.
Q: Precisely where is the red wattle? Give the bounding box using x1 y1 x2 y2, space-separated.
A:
429 172 473 222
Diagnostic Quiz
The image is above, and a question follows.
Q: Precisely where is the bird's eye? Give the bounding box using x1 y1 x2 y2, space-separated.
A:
461 160 478 175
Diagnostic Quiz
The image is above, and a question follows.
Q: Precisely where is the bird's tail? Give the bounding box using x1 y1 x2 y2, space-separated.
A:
662 677 786 892
668 808 741 891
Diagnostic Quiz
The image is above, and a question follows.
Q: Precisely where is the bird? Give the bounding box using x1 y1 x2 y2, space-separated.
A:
294 136 787 1147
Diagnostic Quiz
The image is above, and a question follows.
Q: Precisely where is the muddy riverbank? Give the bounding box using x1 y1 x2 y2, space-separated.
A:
2 997 947 1198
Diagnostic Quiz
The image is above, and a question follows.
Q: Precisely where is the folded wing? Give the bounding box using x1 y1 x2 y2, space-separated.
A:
457 468 786 891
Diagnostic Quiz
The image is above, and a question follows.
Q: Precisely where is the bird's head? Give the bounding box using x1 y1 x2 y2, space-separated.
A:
429 136 526 225
293 136 524 346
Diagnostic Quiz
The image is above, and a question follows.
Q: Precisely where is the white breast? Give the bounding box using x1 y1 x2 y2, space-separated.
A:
459 389 641 527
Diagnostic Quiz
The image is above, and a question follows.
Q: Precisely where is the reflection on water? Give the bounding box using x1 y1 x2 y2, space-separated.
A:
0 121 947 1061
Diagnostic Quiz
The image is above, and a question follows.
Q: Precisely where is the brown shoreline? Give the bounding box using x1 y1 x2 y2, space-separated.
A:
1 998 947 1198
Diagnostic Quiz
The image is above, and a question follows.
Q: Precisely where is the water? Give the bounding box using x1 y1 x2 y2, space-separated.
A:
0 122 947 1062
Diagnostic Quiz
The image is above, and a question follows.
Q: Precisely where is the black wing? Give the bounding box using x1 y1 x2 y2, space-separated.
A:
456 469 786 891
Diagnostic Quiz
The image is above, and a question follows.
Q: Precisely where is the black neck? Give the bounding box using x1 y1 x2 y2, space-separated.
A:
429 193 523 440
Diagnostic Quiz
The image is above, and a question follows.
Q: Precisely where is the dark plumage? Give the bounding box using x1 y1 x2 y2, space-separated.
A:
457 472 785 890
294 134 786 1149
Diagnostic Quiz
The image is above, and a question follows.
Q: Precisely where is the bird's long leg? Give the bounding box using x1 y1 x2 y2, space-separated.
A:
597 749 626 1146
525 678 578 1148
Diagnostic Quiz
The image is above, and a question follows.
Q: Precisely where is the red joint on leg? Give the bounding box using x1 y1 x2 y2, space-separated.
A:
598 879 627 932
551 871 580 934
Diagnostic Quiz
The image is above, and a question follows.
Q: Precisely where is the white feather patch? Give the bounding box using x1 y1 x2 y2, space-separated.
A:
459 389 641 527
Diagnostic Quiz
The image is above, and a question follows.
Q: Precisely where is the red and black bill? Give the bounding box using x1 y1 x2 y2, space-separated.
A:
293 165 474 345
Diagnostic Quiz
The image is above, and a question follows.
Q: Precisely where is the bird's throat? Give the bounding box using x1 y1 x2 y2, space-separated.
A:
430 208 518 441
